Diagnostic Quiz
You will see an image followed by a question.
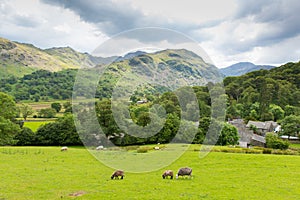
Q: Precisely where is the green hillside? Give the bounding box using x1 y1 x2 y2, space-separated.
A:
0 37 109 77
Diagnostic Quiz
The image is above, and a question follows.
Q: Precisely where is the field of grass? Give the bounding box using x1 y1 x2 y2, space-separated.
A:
23 120 55 132
0 145 299 199
290 143 300 149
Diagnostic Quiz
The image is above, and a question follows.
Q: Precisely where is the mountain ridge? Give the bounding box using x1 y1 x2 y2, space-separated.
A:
220 62 276 76
0 37 114 77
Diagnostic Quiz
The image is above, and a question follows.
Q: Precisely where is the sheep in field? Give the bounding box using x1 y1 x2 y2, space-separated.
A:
176 167 192 179
111 170 124 179
96 145 104 150
61 146 68 151
162 170 173 179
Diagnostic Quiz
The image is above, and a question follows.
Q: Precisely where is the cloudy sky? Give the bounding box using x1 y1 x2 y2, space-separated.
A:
1 0 300 67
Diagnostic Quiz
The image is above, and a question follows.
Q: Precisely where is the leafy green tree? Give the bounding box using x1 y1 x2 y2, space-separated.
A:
284 105 299 117
0 116 20 145
14 127 35 145
269 104 284 121
63 102 72 113
217 123 239 146
19 104 34 120
266 133 289 150
0 92 18 120
51 102 62 113
0 92 20 145
38 108 56 118
136 112 151 127
35 114 82 145
280 115 300 138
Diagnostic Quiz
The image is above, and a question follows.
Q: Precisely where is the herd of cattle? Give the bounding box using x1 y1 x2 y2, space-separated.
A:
60 147 192 180
111 167 192 180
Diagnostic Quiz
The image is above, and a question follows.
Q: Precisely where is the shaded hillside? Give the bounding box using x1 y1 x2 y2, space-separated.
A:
220 62 276 77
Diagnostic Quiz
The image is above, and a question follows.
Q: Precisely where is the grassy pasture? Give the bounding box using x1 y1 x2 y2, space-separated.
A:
0 145 299 200
290 143 300 149
23 120 54 132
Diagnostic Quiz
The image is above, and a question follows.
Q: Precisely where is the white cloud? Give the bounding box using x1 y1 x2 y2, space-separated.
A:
0 0 108 52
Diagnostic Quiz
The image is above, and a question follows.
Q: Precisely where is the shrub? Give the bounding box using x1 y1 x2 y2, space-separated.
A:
262 148 272 154
137 147 149 153
245 149 262 154
266 133 289 150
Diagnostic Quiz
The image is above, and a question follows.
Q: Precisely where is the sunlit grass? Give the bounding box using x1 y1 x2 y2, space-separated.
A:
0 145 299 199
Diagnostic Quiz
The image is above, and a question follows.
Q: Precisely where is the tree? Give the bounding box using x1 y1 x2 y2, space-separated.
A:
0 92 20 145
38 108 56 118
280 115 300 138
19 104 34 120
63 102 72 113
14 127 35 145
269 104 284 121
266 133 289 150
51 102 62 113
35 114 82 145
0 116 20 145
0 92 18 120
217 123 239 146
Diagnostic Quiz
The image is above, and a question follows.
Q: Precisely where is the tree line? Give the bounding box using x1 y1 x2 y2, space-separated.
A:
0 61 300 146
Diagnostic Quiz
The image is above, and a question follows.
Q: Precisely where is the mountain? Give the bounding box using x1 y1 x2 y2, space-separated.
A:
0 37 113 77
0 48 223 101
96 48 223 93
220 62 276 77
114 50 146 62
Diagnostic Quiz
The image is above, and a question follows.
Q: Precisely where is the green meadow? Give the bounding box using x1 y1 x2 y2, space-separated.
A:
0 145 299 200
23 120 54 132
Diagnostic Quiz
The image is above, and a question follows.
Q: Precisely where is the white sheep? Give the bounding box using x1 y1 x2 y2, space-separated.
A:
61 146 68 151
154 146 160 150
96 145 104 151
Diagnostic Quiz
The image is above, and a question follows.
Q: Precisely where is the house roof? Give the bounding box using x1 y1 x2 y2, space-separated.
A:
246 120 279 130
252 134 266 144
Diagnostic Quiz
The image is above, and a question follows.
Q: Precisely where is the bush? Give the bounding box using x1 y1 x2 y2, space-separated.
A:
266 133 289 150
14 127 35 146
137 147 149 153
262 148 272 154
245 149 262 154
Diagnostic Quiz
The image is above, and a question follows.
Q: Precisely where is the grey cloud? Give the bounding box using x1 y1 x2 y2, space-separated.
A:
41 0 214 43
234 0 300 46
42 0 147 34
40 0 300 61
12 14 42 28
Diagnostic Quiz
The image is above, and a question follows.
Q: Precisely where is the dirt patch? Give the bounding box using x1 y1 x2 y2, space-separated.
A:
69 191 86 197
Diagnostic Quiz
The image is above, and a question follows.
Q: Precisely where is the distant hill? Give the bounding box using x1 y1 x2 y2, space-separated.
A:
220 62 276 77
0 48 223 101
0 37 114 77
114 51 146 62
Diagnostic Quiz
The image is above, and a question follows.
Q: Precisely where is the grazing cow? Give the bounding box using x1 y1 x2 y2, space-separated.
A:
162 170 173 179
176 167 192 179
61 146 68 151
111 170 124 179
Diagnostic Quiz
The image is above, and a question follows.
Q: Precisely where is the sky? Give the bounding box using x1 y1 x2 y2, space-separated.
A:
0 0 300 67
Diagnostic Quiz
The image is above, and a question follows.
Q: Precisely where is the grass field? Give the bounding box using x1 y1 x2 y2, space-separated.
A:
290 143 300 149
23 120 55 132
0 145 299 199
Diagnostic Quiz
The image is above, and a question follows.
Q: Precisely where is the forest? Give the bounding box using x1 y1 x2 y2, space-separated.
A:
0 61 300 147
